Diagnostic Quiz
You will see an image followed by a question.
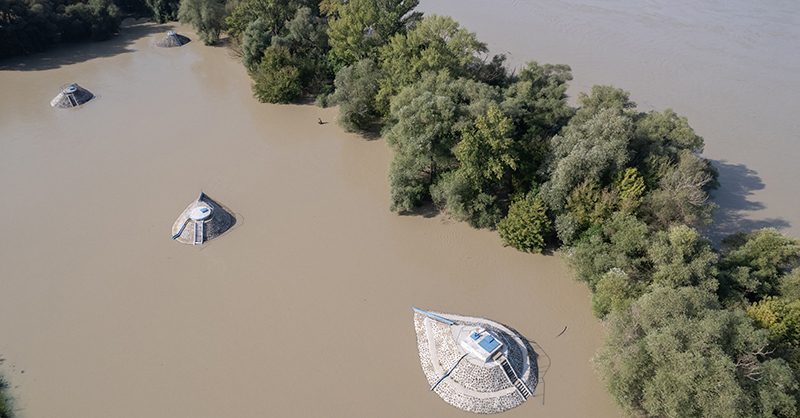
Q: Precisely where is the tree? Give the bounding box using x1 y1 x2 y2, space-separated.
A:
718 229 800 306
571 84 636 126
561 212 650 292
383 73 501 212
455 106 517 187
502 61 574 138
591 268 639 317
224 0 300 41
639 150 719 229
178 0 224 45
539 108 633 212
430 170 504 228
251 46 303 103
146 0 178 23
648 224 719 292
330 59 383 132
60 0 121 42
430 106 518 228
748 297 800 347
631 108 706 187
595 286 798 418
327 0 421 65
0 372 13 418
241 18 273 69
497 190 551 253
271 6 329 58
564 178 618 230
376 14 487 112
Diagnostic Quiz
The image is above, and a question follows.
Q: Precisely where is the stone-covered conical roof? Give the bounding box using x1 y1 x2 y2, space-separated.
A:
50 84 94 108
413 309 539 414
171 193 235 245
156 31 190 47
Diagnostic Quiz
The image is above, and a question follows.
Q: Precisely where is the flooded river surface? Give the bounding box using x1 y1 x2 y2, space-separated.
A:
0 20 615 418
0 1 797 416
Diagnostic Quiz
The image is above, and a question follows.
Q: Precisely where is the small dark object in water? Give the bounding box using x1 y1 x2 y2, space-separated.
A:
555 326 567 338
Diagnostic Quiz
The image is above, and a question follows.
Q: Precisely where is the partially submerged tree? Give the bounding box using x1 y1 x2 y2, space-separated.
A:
327 0 421 65
178 0 225 45
330 59 383 132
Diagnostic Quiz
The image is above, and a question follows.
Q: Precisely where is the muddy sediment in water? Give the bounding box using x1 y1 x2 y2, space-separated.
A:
7 2 797 414
0 19 618 418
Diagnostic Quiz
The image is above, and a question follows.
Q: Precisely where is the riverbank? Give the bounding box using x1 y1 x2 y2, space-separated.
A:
0 20 620 418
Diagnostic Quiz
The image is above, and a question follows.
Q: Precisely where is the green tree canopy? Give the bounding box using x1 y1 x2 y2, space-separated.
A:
146 0 178 23
639 150 719 229
571 84 636 126
719 228 800 306
178 0 224 45
497 189 551 253
250 45 303 103
241 18 273 69
562 212 651 293
330 58 384 132
595 286 798 418
502 61 574 137
383 72 500 212
327 0 421 65
431 106 518 228
540 107 633 212
648 225 719 292
376 14 487 112
224 0 301 41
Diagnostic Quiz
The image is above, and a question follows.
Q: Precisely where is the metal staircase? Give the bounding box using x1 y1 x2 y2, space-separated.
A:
495 354 531 399
193 220 204 245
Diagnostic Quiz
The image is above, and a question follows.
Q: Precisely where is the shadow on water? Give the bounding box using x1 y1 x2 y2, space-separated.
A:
398 201 442 219
707 159 790 241
0 18 168 71
522 337 550 405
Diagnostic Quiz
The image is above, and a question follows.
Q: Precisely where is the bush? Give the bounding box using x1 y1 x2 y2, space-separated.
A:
251 46 303 103
431 170 504 229
497 191 551 253
0 373 13 418
177 0 224 45
241 18 272 70
330 59 382 132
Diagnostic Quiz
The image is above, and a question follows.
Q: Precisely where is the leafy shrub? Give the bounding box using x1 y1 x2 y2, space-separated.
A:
251 46 303 103
497 191 551 253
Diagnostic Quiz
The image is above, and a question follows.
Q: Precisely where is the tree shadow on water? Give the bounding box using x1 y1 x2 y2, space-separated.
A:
398 201 442 219
707 159 791 241
0 18 169 71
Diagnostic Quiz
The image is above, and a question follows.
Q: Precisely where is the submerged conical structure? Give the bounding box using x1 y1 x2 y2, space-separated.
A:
156 31 190 47
171 193 235 245
413 308 539 414
50 83 94 108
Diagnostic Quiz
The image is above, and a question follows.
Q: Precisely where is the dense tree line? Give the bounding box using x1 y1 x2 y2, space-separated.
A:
0 0 122 59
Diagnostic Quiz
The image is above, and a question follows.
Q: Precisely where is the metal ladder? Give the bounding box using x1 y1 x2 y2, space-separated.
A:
193 220 204 245
496 354 531 398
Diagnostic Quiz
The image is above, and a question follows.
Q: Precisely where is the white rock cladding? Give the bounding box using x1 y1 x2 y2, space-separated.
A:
413 311 538 414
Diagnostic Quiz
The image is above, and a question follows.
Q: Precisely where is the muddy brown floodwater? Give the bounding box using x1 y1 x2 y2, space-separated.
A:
4 0 796 415
0 20 618 418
